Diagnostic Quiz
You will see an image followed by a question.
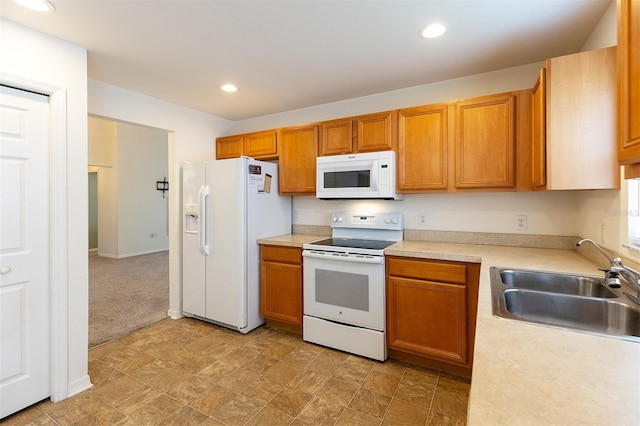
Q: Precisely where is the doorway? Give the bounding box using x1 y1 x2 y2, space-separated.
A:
87 116 170 347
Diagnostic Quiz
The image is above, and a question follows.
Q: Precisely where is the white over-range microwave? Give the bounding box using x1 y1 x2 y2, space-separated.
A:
316 151 403 200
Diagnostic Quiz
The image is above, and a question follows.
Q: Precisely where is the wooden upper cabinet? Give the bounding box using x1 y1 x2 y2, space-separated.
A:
540 47 618 189
319 111 396 156
319 118 353 156
215 135 243 159
618 0 640 179
397 104 449 191
355 110 397 153
279 124 318 195
455 93 516 189
531 68 546 188
244 130 278 159
215 130 277 160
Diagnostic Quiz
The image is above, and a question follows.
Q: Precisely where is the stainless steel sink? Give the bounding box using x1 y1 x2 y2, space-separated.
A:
491 267 640 342
498 269 618 298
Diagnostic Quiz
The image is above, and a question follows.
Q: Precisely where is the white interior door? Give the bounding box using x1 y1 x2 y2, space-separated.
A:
0 85 50 418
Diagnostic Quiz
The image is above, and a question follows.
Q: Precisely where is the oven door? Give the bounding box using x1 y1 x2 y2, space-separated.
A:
302 250 385 331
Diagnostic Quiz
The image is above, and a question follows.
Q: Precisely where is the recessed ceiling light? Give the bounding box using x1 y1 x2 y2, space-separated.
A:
219 84 238 93
419 23 446 39
13 0 55 13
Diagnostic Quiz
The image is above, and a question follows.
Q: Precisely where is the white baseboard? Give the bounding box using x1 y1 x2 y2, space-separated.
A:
97 248 169 259
168 309 183 320
66 375 93 399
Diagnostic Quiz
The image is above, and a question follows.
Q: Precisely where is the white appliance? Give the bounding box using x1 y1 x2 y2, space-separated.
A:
316 151 403 200
302 212 403 361
182 157 291 333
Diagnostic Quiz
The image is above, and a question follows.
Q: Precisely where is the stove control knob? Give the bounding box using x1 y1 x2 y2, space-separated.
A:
331 216 338 222
337 216 344 223
384 216 392 224
391 216 399 224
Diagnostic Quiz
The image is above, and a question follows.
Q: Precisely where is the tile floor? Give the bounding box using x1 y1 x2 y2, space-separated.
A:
3 318 470 425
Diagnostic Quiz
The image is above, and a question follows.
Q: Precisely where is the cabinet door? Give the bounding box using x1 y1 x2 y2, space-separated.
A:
279 125 318 194
319 118 353 156
397 104 448 191
216 135 243 159
260 261 302 326
531 67 546 188
244 130 278 159
618 0 640 176
387 276 467 364
355 111 397 153
455 93 515 189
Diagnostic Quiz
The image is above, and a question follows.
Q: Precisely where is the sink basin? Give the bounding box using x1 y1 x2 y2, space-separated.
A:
503 289 640 338
499 269 617 298
490 267 640 342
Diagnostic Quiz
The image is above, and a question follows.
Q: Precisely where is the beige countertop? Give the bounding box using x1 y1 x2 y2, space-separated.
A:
257 235 640 425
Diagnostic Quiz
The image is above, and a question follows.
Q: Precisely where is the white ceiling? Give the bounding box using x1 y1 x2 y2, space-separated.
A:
0 0 612 121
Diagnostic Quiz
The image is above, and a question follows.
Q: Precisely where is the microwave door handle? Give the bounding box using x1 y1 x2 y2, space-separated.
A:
370 160 379 190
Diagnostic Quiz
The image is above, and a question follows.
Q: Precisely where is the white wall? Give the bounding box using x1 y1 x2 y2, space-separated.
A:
88 80 233 318
116 121 169 256
88 116 118 256
0 18 90 397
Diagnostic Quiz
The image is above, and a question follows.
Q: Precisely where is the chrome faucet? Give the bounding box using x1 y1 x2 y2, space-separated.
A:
577 238 640 304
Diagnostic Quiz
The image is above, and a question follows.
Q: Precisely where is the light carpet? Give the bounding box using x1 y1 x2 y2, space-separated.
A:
89 251 169 348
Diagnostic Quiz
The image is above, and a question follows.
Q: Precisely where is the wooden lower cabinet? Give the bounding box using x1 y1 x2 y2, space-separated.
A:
386 256 480 377
260 245 303 332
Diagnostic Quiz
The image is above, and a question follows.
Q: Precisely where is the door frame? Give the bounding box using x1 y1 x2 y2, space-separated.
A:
1 73 69 402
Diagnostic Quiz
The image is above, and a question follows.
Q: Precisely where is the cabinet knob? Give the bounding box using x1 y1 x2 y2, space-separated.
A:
0 266 11 275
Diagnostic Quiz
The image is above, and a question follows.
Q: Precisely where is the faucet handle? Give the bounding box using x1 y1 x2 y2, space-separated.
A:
599 268 622 288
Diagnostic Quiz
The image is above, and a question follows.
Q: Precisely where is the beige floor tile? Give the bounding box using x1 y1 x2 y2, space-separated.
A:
332 358 374 385
436 372 471 394
2 405 57 425
289 369 330 395
426 411 466 426
371 359 407 378
71 404 137 426
245 406 294 426
263 341 296 360
40 392 106 426
304 354 344 376
263 360 304 385
348 388 391 419
113 385 163 414
126 393 185 425
241 376 286 405
382 398 429 426
336 407 382 426
216 368 260 392
87 362 126 388
295 395 346 426
158 405 211 425
281 346 320 368
167 375 217 404
315 377 359 407
212 393 263 426
430 387 469 421
362 370 401 397
188 384 237 417
91 375 147 406
195 359 237 383
394 376 436 407
268 385 313 417
244 354 280 374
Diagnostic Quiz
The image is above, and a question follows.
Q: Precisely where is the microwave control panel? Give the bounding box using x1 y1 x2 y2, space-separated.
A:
378 159 391 190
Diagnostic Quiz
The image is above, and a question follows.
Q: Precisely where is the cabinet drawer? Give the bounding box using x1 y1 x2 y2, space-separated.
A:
387 257 467 284
261 245 301 264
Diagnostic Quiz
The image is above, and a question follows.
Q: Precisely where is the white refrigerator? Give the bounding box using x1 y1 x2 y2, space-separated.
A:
182 157 291 333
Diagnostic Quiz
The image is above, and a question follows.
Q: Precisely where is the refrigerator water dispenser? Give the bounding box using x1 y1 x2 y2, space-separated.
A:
184 203 199 233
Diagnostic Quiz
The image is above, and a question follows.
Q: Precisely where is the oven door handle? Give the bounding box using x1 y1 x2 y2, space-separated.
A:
302 250 384 264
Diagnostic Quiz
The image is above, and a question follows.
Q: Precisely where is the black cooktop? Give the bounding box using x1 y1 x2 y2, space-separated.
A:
309 238 396 251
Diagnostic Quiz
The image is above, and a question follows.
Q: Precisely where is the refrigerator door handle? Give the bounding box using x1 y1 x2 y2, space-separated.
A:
199 185 211 256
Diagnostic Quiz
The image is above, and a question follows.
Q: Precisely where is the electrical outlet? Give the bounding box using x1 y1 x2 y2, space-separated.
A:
418 212 428 227
600 224 606 244
294 211 301 223
150 233 158 238
515 215 527 231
